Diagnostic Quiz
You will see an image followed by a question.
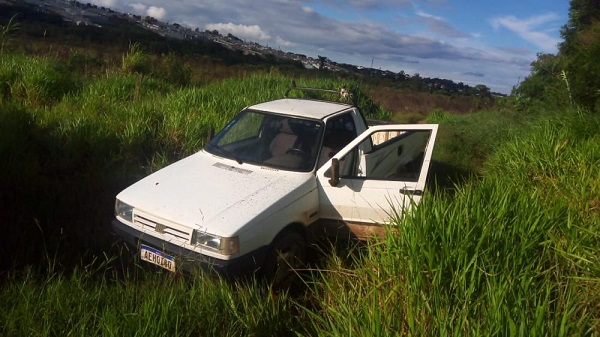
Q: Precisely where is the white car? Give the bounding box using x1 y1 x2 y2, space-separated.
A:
112 87 438 286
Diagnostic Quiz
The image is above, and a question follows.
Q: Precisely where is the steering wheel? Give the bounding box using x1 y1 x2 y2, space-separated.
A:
286 148 307 157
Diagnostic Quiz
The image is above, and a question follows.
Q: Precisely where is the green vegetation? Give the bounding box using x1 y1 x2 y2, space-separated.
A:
1 265 304 336
309 108 600 335
1 0 599 335
515 0 600 113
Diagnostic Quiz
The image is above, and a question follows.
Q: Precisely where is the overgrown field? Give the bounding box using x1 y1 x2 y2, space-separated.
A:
0 52 599 336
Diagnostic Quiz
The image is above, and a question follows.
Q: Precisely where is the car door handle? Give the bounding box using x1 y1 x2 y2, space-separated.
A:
400 188 422 196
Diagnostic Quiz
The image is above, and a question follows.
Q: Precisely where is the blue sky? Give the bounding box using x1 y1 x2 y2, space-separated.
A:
91 0 569 94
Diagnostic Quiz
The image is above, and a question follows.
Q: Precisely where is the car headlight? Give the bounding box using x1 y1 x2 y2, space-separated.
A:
192 230 239 255
115 199 133 222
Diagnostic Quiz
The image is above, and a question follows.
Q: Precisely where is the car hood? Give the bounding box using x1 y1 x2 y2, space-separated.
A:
117 151 315 237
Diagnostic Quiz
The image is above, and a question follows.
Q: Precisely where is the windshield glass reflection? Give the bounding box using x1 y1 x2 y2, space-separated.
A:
206 110 323 172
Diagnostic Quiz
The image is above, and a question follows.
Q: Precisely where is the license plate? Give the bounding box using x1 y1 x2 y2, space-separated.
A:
140 244 176 272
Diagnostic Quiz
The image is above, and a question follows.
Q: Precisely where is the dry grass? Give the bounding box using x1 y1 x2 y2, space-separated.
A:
367 85 496 122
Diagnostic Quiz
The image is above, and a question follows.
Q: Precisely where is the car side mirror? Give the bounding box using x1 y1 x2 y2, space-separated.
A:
328 158 340 186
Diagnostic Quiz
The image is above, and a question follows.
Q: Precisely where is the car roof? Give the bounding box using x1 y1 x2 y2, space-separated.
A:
248 98 353 120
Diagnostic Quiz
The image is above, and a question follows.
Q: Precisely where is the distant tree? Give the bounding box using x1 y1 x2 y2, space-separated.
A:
396 70 407 81
558 0 600 110
515 52 569 106
406 73 422 91
517 0 600 111
563 22 600 110
560 0 600 54
317 55 328 70
474 84 491 97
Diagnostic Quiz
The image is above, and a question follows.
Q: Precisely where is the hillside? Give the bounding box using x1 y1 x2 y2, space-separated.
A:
1 0 498 111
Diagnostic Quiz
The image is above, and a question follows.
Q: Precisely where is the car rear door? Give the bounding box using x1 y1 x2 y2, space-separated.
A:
316 124 438 225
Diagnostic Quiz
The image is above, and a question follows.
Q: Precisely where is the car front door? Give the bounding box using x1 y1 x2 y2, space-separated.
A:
316 124 438 234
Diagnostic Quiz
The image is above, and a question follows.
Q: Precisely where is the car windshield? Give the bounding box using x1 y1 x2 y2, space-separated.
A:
205 110 324 172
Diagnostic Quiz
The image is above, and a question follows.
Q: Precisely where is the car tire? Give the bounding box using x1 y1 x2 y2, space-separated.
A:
262 230 306 289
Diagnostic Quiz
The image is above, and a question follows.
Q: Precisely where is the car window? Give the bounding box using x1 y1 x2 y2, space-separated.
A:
206 110 323 172
318 112 358 167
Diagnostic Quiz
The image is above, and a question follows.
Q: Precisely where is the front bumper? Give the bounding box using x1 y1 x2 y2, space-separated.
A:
111 219 268 279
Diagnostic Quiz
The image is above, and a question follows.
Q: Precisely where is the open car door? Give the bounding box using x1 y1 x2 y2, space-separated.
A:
315 124 438 238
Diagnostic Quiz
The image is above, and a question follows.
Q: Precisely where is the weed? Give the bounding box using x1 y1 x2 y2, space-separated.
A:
121 42 151 75
0 14 19 53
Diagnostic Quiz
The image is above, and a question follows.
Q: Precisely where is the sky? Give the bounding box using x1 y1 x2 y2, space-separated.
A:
89 0 569 94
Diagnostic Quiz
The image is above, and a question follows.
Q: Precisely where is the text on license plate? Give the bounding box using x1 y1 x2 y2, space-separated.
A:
140 244 176 272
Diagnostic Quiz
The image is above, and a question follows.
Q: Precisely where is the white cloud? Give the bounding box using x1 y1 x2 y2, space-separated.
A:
129 3 147 14
415 10 443 21
275 36 295 47
147 6 167 20
415 9 469 38
90 0 119 7
348 0 411 9
205 23 271 41
127 3 166 20
490 13 561 52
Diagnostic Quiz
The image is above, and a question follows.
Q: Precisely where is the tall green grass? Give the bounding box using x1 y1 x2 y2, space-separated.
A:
2 51 599 336
0 54 79 106
1 266 306 336
426 106 530 177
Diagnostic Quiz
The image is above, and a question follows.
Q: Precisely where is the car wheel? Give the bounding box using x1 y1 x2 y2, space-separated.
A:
263 230 306 289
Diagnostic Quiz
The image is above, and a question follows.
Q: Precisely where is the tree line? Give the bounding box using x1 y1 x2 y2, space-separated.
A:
515 0 600 112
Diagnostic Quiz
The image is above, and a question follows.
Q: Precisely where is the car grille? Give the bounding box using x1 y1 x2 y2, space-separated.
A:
133 210 193 244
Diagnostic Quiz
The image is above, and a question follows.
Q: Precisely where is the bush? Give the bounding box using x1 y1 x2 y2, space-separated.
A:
0 54 79 107
157 53 192 87
121 42 151 75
